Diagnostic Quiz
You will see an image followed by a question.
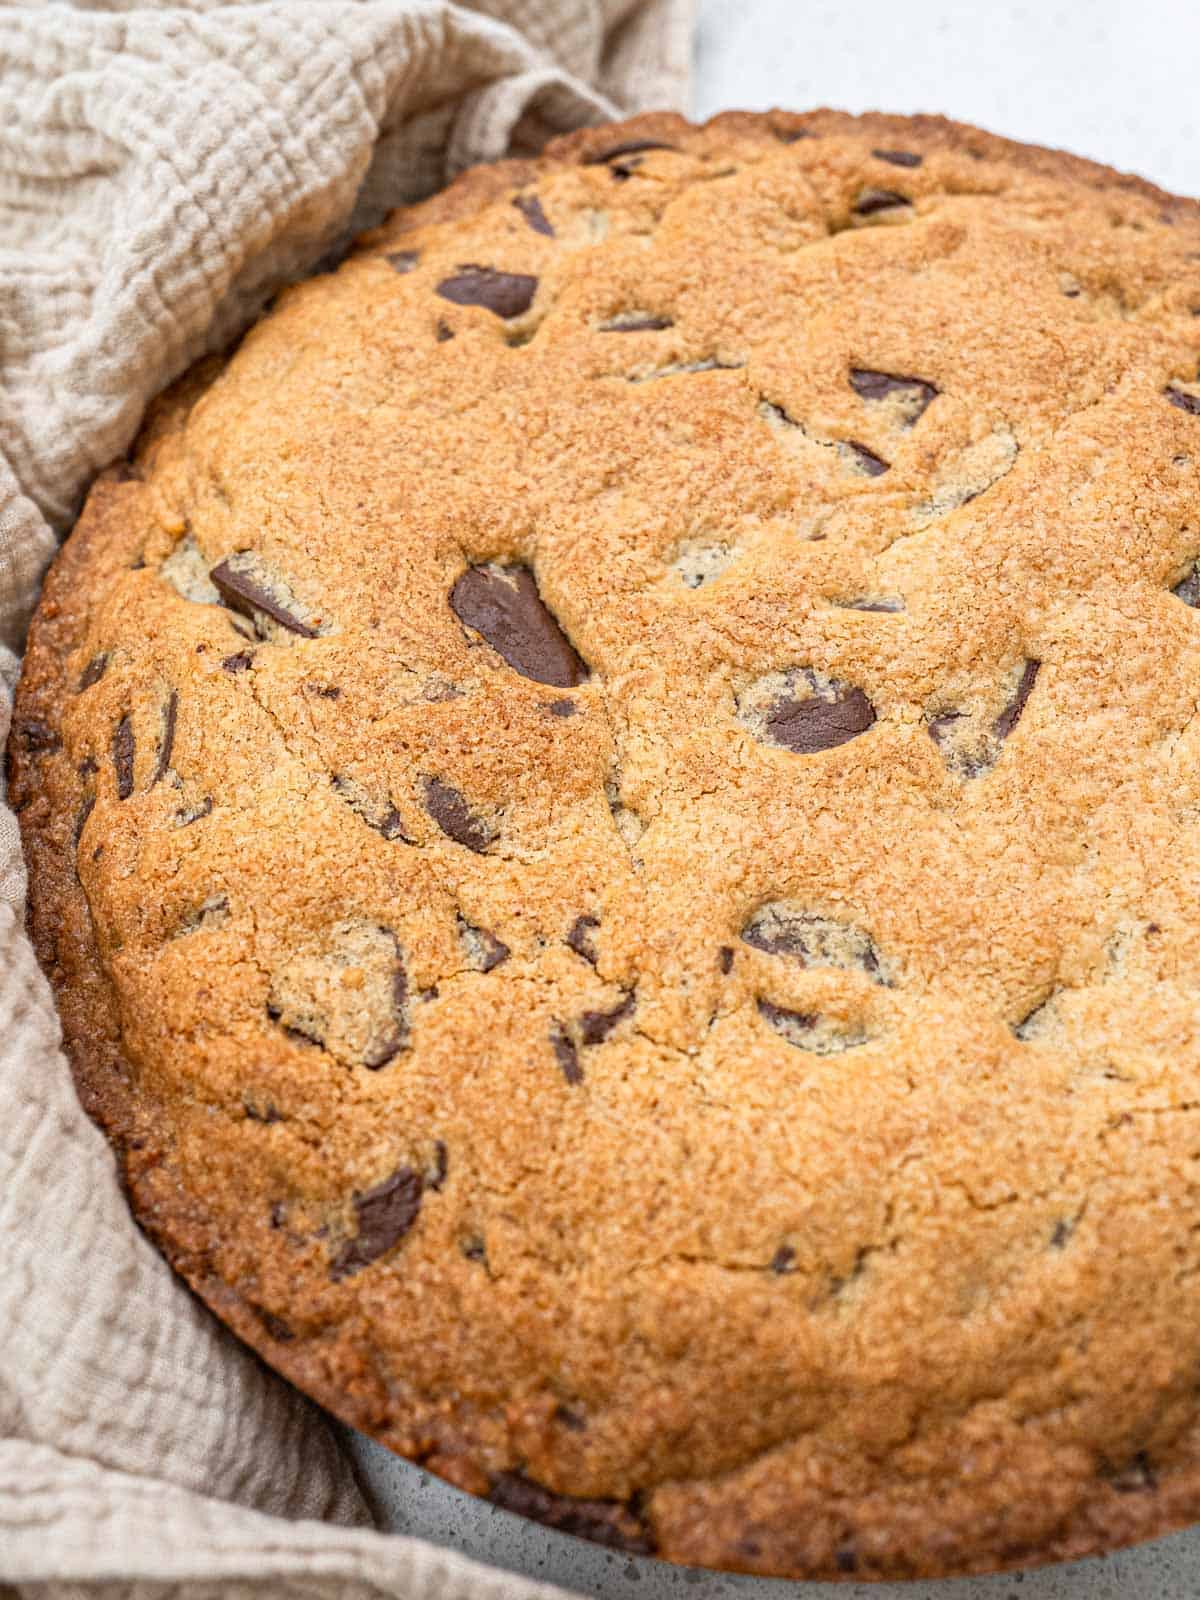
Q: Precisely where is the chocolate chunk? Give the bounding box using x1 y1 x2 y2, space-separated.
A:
600 313 675 332
364 965 410 1070
741 905 885 981
718 946 734 974
551 1024 583 1085
435 266 538 319
744 669 876 755
436 320 455 343
221 651 255 673
873 148 922 168
849 367 938 423
1173 564 1200 607
244 1100 284 1124
375 808 409 842
836 1547 860 1574
462 1236 488 1263
567 914 599 965
331 775 411 842
151 691 178 786
314 683 340 698
329 1165 424 1280
422 776 494 853
513 195 555 237
1050 1219 1072 1248
16 718 61 756
489 1472 655 1555
386 249 420 273
993 659 1040 742
578 992 635 1046
556 1405 588 1432
1167 386 1200 416
112 715 135 800
74 794 95 848
253 1306 295 1342
458 913 510 972
450 564 587 687
757 997 817 1035
78 756 98 779
547 698 576 717
78 653 108 691
773 127 813 143
210 558 317 638
843 440 890 477
175 796 213 827
853 188 910 216
770 1244 796 1274
584 138 678 165
429 1140 448 1190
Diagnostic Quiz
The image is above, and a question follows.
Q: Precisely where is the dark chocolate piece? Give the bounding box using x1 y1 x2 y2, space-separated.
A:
450 564 587 687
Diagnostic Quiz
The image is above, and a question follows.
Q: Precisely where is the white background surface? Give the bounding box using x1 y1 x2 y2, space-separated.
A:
693 0 1200 199
352 2 1200 1593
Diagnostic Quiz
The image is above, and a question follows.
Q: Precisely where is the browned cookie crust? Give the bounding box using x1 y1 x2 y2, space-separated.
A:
12 109 1200 1580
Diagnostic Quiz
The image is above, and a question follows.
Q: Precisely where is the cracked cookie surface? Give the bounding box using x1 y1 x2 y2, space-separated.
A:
13 108 1200 1580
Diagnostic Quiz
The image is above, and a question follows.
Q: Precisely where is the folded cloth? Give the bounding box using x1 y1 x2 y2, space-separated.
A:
0 4 691 1594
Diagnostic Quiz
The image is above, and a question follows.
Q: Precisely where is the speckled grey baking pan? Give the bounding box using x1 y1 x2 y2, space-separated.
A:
343 1426 1200 1598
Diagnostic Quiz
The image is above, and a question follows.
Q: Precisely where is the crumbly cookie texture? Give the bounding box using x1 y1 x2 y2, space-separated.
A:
12 107 1200 1580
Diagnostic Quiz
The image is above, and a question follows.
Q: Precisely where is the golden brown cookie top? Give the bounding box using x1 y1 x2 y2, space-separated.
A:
14 109 1200 1579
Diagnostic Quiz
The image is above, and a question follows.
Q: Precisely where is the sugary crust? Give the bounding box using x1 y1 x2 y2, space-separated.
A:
13 109 1200 1579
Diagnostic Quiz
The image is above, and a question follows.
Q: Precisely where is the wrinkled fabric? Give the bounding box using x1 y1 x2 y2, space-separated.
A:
0 4 690 1593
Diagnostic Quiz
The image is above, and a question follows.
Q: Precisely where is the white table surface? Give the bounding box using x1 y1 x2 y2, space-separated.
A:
349 2 1200 1591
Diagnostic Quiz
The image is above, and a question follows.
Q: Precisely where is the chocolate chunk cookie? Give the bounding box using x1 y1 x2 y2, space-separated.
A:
13 109 1200 1582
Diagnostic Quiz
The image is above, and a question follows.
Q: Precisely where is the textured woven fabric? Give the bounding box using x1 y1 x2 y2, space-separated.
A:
0 3 690 1592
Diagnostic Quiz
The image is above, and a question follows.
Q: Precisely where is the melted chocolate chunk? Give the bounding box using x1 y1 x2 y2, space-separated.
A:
386 249 420 273
758 673 877 755
16 718 61 756
741 905 885 980
1167 386 1200 416
852 188 911 216
873 148 922 168
843 440 890 477
175 796 213 827
329 1166 424 1280
112 716 135 799
1173 564 1200 607
849 367 938 423
584 138 678 165
221 651 255 673
253 1306 295 1342
422 776 494 853
567 914 599 965
489 1473 655 1555
551 1024 583 1085
578 992 635 1046
151 692 178 786
210 559 317 637
78 654 108 691
450 564 587 687
600 313 675 333
513 195 555 237
74 794 95 848
757 997 817 1035
435 266 538 319
993 659 1040 742
458 913 510 972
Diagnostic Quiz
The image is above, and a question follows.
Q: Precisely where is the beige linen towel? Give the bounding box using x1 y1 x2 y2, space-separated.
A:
0 3 691 1593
